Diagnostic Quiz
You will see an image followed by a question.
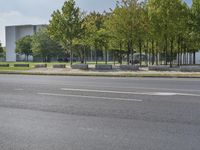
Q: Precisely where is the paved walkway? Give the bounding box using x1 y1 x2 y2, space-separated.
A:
22 68 200 77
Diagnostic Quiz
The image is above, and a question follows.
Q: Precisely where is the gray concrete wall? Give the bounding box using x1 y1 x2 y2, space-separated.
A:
196 51 200 64
6 26 16 62
6 24 46 62
15 25 34 41
176 51 200 65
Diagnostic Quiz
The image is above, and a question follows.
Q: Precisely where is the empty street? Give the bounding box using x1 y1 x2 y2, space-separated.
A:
0 75 200 150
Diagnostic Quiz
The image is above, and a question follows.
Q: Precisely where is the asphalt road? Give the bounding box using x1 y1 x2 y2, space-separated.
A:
0 75 200 150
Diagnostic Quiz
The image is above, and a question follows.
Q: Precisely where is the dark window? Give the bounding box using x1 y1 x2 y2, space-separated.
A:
33 26 37 34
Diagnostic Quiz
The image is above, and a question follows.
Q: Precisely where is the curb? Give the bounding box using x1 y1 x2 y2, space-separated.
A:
0 71 200 78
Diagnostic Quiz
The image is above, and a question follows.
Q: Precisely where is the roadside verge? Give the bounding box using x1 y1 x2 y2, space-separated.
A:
0 69 200 78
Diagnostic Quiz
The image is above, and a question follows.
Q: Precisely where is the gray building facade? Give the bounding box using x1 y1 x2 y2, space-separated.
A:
6 24 46 62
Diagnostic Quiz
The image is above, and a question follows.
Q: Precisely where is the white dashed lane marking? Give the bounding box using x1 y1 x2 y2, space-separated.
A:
14 89 24 91
37 93 143 102
61 88 200 97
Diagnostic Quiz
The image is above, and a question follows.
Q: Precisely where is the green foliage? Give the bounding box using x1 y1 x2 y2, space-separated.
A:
32 28 64 61
192 0 200 34
15 35 33 60
146 0 193 65
48 0 83 64
0 42 3 51
82 12 107 49
42 0 200 65
190 0 200 50
0 42 5 59
0 42 3 54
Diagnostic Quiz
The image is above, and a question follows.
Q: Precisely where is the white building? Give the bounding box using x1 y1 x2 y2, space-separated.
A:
177 51 200 65
6 24 46 62
196 51 200 64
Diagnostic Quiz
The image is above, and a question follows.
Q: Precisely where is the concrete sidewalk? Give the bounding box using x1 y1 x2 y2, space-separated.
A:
0 68 200 78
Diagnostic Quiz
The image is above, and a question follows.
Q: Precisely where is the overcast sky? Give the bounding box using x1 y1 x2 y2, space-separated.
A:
0 0 192 46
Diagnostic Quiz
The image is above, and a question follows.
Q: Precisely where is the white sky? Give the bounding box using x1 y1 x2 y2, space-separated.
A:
0 0 191 46
0 0 115 46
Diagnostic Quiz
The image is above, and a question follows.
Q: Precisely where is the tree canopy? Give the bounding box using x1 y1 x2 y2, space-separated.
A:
0 42 3 54
15 35 32 61
48 0 83 65
32 28 64 62
15 0 200 65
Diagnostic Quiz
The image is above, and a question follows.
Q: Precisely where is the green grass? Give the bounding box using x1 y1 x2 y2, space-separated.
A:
0 61 200 78
0 67 32 71
0 61 120 67
0 62 69 68
0 70 199 78
0 61 146 66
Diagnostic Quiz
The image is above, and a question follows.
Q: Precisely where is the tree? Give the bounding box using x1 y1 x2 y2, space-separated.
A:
45 0 199 66
0 42 5 59
190 0 200 64
32 28 64 62
48 0 83 66
0 42 3 54
147 0 189 66
192 0 200 35
81 12 107 64
106 0 148 66
105 7 127 65
133 1 149 66
147 0 162 65
15 36 32 61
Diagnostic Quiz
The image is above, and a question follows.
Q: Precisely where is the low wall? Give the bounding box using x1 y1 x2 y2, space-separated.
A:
180 66 200 72
149 65 170 71
0 64 9 67
14 64 29 67
71 64 88 70
35 64 47 68
95 64 112 70
149 65 200 72
120 65 139 71
168 67 180 71
53 64 66 68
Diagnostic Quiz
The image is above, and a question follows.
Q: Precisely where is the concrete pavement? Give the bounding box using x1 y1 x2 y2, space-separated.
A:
0 75 200 150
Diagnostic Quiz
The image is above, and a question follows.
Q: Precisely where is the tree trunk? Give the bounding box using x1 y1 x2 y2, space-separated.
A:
165 36 168 65
91 49 93 62
105 49 108 64
131 40 133 66
69 42 73 66
147 41 151 66
170 39 173 68
113 50 116 66
83 45 86 64
139 40 142 67
95 49 97 65
146 41 149 66
70 49 73 66
180 42 183 66
193 51 196 65
184 46 186 65
26 55 29 62
127 41 130 65
177 38 180 66
156 42 158 65
119 43 122 65
156 53 158 65
152 40 154 65
120 53 123 65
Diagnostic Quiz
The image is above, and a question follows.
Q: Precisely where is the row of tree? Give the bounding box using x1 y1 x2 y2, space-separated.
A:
0 42 5 59
16 29 65 62
16 0 200 66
